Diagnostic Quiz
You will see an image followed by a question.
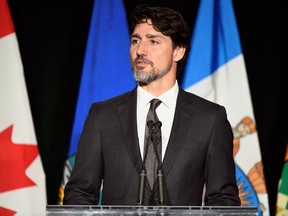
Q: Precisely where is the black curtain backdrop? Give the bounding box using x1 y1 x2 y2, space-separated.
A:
7 0 288 215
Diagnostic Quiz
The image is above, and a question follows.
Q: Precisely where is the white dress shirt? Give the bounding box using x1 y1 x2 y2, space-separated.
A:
136 81 179 160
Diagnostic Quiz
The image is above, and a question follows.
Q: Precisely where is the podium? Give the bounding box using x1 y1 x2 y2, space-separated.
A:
46 205 258 215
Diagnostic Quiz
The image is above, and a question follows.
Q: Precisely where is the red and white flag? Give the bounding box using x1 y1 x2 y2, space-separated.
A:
0 0 47 215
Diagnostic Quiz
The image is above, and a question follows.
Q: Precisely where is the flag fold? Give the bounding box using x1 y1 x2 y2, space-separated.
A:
58 0 136 204
181 0 269 215
0 0 47 215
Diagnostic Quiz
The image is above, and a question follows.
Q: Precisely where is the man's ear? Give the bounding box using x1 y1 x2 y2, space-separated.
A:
173 46 186 62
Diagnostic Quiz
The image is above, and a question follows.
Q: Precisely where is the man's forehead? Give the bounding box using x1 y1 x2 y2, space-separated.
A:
132 23 164 38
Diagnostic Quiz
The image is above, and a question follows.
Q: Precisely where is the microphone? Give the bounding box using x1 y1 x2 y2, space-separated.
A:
147 120 165 205
137 169 146 205
157 169 165 205
147 120 162 137
137 141 149 205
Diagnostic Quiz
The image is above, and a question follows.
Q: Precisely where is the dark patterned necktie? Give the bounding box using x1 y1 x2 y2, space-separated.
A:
144 98 162 189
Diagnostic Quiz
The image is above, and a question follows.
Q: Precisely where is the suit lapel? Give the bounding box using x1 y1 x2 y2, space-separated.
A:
117 89 143 174
117 88 196 192
162 89 196 176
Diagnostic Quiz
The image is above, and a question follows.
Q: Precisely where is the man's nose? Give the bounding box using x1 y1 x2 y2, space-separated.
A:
136 41 148 56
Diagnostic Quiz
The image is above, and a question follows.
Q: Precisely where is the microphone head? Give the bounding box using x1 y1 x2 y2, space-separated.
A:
147 120 162 134
147 120 154 128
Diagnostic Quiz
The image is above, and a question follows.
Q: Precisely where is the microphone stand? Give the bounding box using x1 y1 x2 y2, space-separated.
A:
137 141 149 205
137 169 146 205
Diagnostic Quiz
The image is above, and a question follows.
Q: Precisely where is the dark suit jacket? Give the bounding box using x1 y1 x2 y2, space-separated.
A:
63 88 240 206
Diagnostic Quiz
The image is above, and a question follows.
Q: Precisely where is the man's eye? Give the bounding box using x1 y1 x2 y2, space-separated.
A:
151 40 159 45
131 39 139 44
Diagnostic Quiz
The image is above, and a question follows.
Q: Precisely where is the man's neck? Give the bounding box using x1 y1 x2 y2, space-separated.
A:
139 77 176 97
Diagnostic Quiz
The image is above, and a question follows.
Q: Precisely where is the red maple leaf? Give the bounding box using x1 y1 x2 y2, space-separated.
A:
0 206 16 216
0 125 39 193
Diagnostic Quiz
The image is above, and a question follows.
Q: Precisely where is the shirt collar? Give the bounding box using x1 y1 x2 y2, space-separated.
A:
137 81 179 109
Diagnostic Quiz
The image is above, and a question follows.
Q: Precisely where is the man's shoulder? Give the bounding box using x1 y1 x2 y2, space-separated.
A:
180 88 221 109
91 88 136 109
179 89 228 122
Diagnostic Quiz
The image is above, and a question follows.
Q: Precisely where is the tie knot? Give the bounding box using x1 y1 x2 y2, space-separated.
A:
150 99 161 111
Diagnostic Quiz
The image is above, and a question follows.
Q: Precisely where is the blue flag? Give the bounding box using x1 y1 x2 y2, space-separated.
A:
58 0 136 204
181 0 269 215
181 0 241 89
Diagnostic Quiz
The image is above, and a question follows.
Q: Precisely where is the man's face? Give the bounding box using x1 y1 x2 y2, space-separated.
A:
130 20 175 84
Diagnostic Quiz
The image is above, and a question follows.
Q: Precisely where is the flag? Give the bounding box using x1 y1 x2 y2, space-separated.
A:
0 0 47 215
181 0 269 215
276 144 288 215
58 0 136 204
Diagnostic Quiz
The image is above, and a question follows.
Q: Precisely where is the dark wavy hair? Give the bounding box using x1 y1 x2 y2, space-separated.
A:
129 4 191 74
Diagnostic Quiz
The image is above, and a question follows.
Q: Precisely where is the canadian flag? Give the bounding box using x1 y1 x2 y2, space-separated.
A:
0 0 47 215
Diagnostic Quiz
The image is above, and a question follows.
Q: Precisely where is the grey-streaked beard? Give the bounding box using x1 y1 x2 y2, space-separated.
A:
132 58 171 84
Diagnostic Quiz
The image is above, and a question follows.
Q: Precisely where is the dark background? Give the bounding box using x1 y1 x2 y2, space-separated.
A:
7 0 288 215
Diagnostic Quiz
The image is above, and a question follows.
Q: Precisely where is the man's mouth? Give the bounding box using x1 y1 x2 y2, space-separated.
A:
135 60 148 68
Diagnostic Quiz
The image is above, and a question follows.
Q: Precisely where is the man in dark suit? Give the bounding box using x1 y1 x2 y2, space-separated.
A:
63 5 240 206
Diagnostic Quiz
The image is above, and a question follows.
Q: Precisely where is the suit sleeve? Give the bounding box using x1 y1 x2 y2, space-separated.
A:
204 106 241 206
63 104 102 205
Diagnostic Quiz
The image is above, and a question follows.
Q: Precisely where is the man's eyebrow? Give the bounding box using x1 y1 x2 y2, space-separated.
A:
131 33 163 38
146 33 163 39
131 33 140 38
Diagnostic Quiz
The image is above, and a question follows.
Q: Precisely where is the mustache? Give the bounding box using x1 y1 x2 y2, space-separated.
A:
133 55 153 65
